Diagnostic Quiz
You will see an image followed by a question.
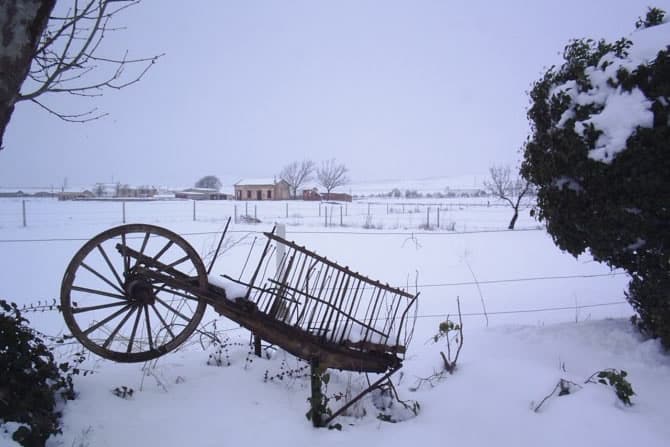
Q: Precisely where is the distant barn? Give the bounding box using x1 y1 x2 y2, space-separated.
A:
175 188 228 200
302 188 352 202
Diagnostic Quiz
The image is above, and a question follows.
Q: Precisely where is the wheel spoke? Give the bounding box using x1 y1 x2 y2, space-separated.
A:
150 303 176 339
72 301 127 314
97 244 124 289
83 304 132 336
144 305 154 350
80 262 125 295
102 306 137 348
152 240 174 263
155 296 192 323
71 285 127 301
132 232 152 271
127 306 143 353
166 255 191 270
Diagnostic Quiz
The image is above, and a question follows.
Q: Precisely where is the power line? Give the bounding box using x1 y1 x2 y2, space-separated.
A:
410 271 627 289
413 300 629 319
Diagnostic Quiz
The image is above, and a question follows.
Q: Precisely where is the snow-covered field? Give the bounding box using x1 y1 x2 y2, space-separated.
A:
1 197 668 447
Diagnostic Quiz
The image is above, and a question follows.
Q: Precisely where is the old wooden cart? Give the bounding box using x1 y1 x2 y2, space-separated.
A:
60 223 418 425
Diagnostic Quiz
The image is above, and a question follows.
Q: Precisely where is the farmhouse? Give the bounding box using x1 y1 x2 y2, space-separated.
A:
234 178 290 201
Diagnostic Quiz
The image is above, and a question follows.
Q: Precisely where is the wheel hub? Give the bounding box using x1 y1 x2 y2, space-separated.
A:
125 276 155 305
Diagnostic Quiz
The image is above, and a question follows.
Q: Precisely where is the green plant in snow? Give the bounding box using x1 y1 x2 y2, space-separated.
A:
588 369 635 406
0 299 80 447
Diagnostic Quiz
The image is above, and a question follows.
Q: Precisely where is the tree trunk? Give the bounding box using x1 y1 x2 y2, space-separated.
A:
508 208 519 230
0 0 55 148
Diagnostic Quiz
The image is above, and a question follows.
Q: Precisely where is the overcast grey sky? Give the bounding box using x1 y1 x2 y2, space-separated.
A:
1 0 667 188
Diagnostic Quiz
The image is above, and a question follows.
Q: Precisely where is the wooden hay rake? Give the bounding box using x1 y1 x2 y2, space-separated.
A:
60 222 418 426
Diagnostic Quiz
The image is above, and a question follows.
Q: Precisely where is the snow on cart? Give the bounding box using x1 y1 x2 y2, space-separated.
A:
60 222 418 426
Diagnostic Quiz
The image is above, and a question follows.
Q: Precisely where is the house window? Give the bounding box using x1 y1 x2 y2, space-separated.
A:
246 190 251 199
267 190 272 199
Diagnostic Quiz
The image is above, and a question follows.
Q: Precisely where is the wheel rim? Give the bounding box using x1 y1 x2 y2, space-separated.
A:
61 224 207 362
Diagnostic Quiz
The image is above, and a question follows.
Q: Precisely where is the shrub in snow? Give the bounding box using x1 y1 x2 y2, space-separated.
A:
521 10 670 347
0 300 78 447
587 369 635 406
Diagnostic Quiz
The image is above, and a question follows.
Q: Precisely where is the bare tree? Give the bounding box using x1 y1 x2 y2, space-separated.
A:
279 160 315 199
316 159 349 199
0 0 161 148
484 165 531 229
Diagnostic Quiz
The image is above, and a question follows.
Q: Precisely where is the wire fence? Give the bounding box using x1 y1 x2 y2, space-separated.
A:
2 199 630 338
0 196 538 232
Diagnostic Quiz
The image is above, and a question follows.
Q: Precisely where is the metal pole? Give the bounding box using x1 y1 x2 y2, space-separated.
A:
245 201 248 216
122 201 126 224
193 200 196 221
318 202 321 217
340 206 343 226
437 207 440 229
276 224 286 275
22 200 26 227
234 205 238 224
254 204 257 220
324 206 328 227
286 202 289 218
427 207 430 228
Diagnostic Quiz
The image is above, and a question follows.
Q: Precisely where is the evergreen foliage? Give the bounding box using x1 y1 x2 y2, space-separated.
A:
0 300 78 447
194 175 222 191
521 10 670 347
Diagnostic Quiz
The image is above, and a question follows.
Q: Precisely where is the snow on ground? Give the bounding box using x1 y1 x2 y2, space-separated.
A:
0 197 667 447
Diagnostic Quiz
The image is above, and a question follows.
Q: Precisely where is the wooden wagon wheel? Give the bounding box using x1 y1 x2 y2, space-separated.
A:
60 224 208 362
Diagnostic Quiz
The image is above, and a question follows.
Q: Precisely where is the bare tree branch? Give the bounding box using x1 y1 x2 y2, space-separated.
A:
316 159 349 198
279 160 315 198
16 0 163 122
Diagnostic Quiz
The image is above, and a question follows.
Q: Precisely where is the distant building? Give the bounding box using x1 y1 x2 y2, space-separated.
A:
0 190 28 198
57 190 94 201
302 188 352 202
175 188 228 200
234 179 290 201
117 184 157 198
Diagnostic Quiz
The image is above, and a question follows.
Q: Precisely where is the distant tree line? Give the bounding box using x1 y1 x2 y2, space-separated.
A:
278 159 349 199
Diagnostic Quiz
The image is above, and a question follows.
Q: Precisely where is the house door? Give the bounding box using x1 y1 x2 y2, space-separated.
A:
256 190 262 200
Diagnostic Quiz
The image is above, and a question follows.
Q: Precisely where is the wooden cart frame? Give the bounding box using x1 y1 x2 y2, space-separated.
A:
60 222 418 426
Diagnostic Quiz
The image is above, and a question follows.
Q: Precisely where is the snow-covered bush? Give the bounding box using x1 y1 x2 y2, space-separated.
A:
521 10 670 347
0 300 78 447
